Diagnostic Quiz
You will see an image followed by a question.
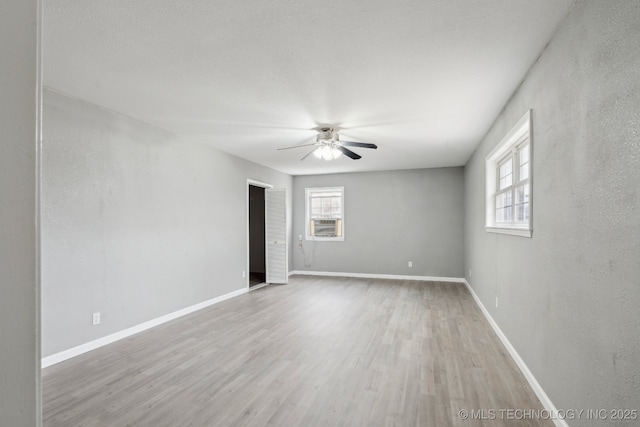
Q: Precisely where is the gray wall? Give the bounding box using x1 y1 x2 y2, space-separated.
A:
42 89 293 357
464 0 640 423
0 0 40 425
293 168 464 278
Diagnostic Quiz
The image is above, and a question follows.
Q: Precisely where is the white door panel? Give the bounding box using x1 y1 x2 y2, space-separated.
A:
265 188 287 284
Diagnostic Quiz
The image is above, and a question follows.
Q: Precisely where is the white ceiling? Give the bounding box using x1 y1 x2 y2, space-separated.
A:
44 0 574 176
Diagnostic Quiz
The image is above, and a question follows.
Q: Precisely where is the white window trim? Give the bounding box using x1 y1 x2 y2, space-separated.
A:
305 186 345 241
485 110 533 238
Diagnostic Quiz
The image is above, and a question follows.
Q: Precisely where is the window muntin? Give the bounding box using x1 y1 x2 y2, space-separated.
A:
305 187 344 240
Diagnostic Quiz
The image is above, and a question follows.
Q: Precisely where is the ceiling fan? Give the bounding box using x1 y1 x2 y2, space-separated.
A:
277 127 377 161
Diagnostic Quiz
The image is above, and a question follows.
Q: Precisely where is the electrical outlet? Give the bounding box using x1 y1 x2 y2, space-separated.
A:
92 312 101 325
495 297 499 308
408 261 413 268
298 234 303 242
242 270 246 278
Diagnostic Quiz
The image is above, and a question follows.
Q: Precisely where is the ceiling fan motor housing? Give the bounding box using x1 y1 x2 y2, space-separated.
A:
317 127 337 144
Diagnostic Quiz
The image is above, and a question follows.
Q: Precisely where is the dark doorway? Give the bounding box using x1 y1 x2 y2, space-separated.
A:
248 185 266 287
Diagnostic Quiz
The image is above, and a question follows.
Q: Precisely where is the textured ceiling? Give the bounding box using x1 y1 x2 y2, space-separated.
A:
43 0 574 175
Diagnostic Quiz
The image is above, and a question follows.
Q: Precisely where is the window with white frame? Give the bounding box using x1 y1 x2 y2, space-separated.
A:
486 110 532 237
305 187 344 240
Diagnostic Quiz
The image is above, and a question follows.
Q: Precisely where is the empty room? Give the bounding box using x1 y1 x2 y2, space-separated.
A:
2 0 639 426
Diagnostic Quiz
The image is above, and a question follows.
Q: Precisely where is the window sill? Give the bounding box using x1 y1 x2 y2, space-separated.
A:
485 226 532 238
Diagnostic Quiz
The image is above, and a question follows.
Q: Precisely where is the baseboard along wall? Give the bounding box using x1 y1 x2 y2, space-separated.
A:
288 270 465 283
41 287 248 368
462 280 567 427
42 271 564 427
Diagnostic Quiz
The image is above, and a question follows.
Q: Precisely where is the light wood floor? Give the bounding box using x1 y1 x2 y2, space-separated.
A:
43 276 551 426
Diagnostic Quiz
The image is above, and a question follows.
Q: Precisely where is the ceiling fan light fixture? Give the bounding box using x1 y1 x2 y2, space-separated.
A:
313 145 342 161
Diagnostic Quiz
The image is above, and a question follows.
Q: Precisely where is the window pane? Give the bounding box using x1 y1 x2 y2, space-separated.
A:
330 196 341 217
498 158 513 190
515 185 529 204
515 184 530 222
311 198 321 217
495 191 513 223
310 192 343 219
321 197 331 215
495 207 513 223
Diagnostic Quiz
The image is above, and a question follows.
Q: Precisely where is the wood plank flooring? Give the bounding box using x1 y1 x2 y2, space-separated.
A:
43 276 552 426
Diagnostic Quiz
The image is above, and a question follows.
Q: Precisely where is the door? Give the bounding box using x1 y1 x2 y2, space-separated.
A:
265 188 288 284
248 185 266 287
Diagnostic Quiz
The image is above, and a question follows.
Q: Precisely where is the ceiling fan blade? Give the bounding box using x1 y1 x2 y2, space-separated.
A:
340 141 378 149
336 146 362 160
277 143 318 151
301 148 318 161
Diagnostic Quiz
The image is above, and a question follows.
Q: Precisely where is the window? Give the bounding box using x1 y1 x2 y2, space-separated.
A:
486 110 532 237
305 187 344 240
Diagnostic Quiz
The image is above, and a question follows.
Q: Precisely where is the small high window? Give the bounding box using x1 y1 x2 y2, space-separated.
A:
305 187 344 241
486 111 532 237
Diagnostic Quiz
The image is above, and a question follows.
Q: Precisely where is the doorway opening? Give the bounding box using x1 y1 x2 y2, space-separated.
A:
248 182 268 288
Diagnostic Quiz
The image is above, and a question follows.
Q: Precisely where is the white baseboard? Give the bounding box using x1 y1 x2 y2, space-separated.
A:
42 273 562 427
42 287 249 369
289 270 465 283
463 280 567 427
